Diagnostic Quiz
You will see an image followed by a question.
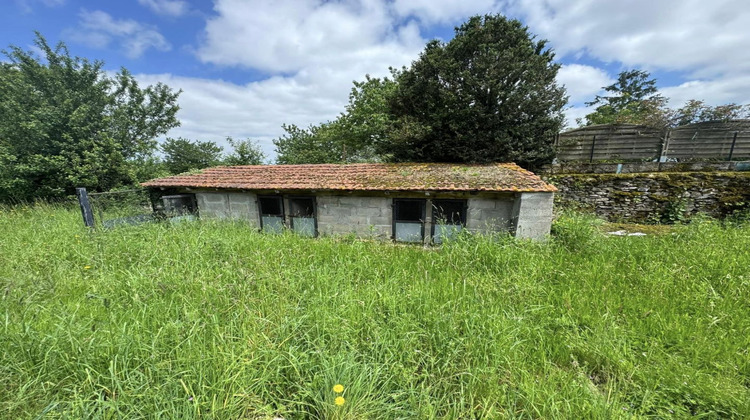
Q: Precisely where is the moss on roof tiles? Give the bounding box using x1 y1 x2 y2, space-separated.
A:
141 163 556 193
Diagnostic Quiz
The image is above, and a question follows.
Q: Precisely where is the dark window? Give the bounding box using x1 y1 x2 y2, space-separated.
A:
433 200 466 225
432 199 467 244
393 199 425 243
289 197 316 237
258 196 283 216
394 199 424 222
289 197 314 217
258 196 284 233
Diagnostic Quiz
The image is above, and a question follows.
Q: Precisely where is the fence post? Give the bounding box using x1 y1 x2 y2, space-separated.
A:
589 135 597 163
728 131 739 161
659 129 671 163
75 187 96 228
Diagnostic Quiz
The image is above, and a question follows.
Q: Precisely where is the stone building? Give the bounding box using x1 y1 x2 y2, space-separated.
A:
142 163 556 242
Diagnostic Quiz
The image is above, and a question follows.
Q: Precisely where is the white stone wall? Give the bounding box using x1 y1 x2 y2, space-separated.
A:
465 198 514 234
195 192 259 226
317 195 392 238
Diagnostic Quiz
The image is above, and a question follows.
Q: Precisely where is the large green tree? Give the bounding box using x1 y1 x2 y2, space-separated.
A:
223 137 266 165
0 33 180 202
273 75 395 164
582 70 750 128
583 70 669 127
161 137 223 174
273 123 345 164
383 14 567 169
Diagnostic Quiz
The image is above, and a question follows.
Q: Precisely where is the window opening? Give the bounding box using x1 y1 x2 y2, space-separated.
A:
258 196 284 233
432 199 467 244
289 197 316 237
393 199 425 243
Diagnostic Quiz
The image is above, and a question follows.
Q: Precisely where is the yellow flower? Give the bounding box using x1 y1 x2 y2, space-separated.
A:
332 384 344 393
334 396 345 406
84 266 91 270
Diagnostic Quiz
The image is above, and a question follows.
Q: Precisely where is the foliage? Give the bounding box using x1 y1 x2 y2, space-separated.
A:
273 123 346 164
583 70 670 127
336 75 397 161
275 14 567 169
273 76 395 164
0 33 180 202
161 137 223 174
673 100 750 126
129 155 171 183
582 70 750 129
223 137 266 166
1 206 749 418
383 14 567 169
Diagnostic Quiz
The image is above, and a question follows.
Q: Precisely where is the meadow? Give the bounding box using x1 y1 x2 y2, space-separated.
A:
1 205 748 419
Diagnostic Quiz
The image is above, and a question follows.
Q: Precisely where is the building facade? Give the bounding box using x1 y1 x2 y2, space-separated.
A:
143 163 556 242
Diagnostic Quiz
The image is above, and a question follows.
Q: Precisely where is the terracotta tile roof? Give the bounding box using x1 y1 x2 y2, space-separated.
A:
141 163 557 193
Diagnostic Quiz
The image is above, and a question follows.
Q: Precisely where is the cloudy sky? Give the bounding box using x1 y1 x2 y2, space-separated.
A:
3 0 750 159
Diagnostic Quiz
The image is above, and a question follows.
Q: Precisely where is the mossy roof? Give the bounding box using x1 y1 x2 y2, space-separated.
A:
141 163 557 193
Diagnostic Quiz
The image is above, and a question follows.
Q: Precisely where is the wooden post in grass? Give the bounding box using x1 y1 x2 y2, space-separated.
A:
76 187 95 228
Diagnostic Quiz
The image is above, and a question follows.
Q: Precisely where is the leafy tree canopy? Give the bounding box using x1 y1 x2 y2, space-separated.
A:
383 14 567 169
582 70 749 128
223 137 266 166
275 14 567 170
273 75 395 164
0 32 180 202
161 137 223 174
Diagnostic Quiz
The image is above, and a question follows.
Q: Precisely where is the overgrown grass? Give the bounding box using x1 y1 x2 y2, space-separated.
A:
1 205 748 419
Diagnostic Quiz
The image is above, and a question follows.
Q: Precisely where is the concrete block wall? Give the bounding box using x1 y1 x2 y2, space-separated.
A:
511 192 554 240
191 191 552 241
195 192 259 227
466 198 514 234
317 195 392 238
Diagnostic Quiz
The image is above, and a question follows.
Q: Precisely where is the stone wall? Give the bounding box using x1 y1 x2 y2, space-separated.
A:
466 197 514 234
542 161 750 175
546 172 750 223
195 192 259 226
191 191 545 239
316 195 392 238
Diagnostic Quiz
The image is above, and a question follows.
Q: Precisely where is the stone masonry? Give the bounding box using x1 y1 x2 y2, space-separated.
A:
546 172 750 222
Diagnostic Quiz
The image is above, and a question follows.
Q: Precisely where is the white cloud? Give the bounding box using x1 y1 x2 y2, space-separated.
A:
68 10 171 58
185 0 431 158
197 0 424 73
662 75 750 107
137 0 188 17
133 70 366 157
132 0 750 160
392 0 500 24
556 64 613 105
507 0 750 78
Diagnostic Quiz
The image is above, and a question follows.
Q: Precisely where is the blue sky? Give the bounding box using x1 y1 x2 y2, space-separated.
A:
3 0 750 159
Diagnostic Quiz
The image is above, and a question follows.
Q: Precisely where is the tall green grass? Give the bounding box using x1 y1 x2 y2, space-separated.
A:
1 205 748 419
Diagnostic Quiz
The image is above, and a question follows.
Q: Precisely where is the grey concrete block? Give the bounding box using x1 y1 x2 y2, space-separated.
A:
511 192 553 240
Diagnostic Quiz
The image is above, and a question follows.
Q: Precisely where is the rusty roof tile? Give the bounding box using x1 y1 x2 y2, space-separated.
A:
141 163 557 193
